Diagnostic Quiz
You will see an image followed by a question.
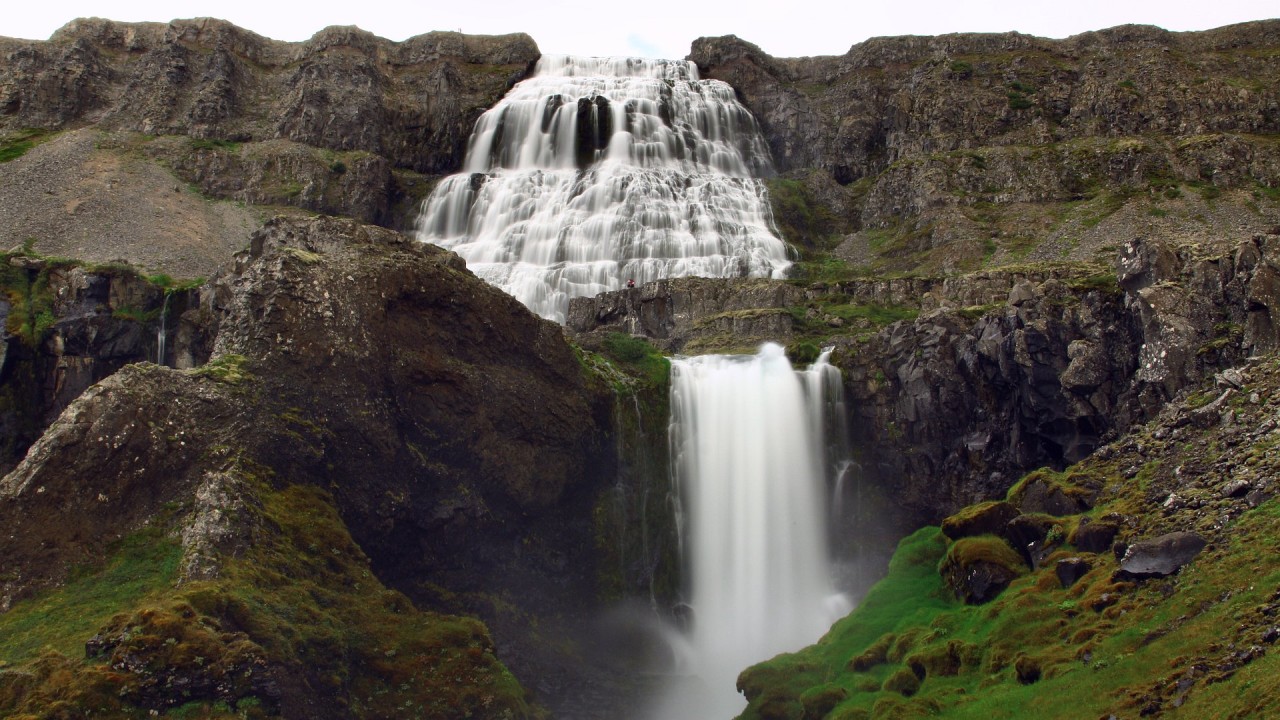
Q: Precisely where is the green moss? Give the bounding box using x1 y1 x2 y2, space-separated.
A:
0 479 537 719
766 177 842 252
882 666 920 696
598 333 670 388
0 129 51 163
940 535 1027 577
0 528 183 664
189 354 252 385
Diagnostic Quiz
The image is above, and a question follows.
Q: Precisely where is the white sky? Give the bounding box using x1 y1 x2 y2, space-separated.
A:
7 1 1277 59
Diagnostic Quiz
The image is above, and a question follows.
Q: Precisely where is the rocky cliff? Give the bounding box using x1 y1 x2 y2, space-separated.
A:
692 23 1280 276
3 15 1280 720
0 18 538 269
0 216 625 717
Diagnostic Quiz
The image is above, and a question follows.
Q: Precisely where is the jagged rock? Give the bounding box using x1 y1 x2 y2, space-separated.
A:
1117 531 1208 579
1118 237 1181 292
1217 367 1247 389
1055 557 1092 588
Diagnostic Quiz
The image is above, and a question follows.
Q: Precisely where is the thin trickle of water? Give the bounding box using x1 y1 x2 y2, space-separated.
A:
655 343 850 719
416 55 790 323
155 293 170 366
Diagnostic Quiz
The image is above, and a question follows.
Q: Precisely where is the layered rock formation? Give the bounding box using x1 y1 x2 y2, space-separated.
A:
0 18 538 242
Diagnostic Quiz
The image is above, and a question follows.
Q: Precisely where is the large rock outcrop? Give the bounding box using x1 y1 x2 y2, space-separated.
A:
0 20 539 237
0 19 537 174
571 232 1280 525
691 24 1280 180
0 216 617 716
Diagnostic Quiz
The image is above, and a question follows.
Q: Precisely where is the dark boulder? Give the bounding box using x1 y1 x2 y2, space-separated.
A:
1116 531 1208 579
1010 473 1094 516
939 536 1026 604
1055 557 1092 588
1072 519 1120 553
1002 514 1061 568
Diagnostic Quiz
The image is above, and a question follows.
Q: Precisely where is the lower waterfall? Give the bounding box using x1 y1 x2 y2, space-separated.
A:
653 343 850 718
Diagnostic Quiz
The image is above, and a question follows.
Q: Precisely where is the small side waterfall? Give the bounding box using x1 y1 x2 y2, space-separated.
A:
416 55 790 323
155 292 170 366
657 343 850 718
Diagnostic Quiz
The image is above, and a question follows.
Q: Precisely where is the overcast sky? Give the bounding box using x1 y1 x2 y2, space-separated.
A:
7 1 1277 59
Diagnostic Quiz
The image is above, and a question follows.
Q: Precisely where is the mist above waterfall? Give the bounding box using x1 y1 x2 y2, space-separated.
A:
416 55 790 323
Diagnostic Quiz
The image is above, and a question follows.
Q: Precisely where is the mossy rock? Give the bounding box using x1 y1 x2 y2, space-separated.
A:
941 500 1020 540
1014 654 1042 684
1070 518 1120 553
800 684 848 719
905 639 982 679
882 666 921 696
1006 468 1097 516
848 632 894 671
938 535 1027 604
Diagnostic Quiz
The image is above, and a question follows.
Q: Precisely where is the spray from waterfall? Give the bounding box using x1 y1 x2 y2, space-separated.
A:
416 55 790 322
653 343 851 719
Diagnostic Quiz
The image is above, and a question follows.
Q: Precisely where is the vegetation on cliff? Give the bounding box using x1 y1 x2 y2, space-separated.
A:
0 471 534 719
738 356 1280 719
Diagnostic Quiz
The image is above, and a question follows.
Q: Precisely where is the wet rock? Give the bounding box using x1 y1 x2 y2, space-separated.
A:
1116 531 1208 579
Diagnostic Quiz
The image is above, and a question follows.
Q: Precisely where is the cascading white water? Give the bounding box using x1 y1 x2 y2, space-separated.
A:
657 343 850 718
416 55 790 323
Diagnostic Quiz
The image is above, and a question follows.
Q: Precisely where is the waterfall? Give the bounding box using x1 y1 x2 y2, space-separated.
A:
416 55 790 323
155 292 170 366
658 343 850 718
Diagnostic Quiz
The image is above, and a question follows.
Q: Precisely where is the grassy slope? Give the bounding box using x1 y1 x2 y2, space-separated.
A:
739 357 1280 720
0 473 534 719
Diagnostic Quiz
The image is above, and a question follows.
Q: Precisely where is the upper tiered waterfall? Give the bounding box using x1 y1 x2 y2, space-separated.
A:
416 55 790 322
656 344 850 718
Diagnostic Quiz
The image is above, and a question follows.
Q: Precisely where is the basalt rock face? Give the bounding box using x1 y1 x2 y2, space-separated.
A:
0 259 196 473
0 19 538 228
0 19 537 173
571 232 1280 524
0 216 616 715
690 23 1280 181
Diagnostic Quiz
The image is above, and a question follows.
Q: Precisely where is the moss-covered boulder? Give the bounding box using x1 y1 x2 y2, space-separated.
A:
938 535 1027 604
940 500 1020 540
1007 469 1097 516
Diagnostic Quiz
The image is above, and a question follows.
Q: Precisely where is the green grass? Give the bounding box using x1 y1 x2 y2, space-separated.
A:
598 332 670 388
0 527 183 664
189 354 252 384
0 476 537 719
0 129 50 163
739 383 1280 720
